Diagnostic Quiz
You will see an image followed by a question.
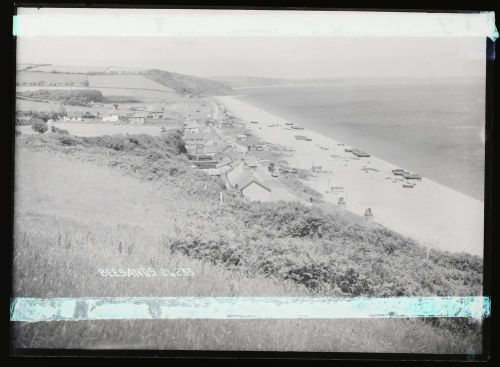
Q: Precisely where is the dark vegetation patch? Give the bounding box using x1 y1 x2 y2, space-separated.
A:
18 89 104 106
102 95 142 103
169 201 482 298
31 122 48 134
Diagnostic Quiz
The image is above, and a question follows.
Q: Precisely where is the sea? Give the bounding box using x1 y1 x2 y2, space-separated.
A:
236 79 486 201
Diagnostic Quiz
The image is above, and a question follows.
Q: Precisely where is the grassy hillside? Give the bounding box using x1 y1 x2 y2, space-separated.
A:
17 68 232 101
16 132 483 298
13 132 483 352
143 69 234 97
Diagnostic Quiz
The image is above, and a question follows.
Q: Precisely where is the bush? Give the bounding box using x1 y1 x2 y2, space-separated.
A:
32 122 48 134
58 135 78 146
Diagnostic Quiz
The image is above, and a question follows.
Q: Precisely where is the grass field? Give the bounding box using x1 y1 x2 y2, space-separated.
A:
17 71 88 85
88 74 175 91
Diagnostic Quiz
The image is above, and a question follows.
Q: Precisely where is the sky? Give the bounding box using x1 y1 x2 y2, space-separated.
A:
15 8 490 79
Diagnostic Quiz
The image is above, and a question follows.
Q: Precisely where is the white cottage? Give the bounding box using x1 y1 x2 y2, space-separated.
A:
226 161 272 202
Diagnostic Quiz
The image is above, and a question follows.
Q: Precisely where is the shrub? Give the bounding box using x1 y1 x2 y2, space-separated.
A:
57 135 78 146
32 122 48 134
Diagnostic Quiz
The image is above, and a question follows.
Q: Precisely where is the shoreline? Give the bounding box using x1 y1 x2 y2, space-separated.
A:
216 95 484 257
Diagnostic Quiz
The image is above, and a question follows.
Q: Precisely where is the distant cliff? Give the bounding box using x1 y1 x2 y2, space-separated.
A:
214 76 345 88
143 69 234 97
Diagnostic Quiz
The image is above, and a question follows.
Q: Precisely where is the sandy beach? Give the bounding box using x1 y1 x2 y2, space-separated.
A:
217 95 484 257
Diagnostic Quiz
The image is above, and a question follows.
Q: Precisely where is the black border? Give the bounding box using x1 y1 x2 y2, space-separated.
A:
5 0 498 362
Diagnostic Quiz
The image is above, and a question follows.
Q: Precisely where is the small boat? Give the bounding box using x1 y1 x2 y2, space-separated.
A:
392 169 405 175
295 135 312 141
403 182 415 188
351 149 371 157
250 120 259 124
403 172 422 180
344 148 352 152
285 122 294 125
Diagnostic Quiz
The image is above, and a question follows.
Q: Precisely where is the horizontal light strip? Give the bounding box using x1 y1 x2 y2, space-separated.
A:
13 10 499 40
10 296 490 322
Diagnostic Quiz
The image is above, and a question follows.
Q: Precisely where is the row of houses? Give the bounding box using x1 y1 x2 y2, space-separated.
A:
181 120 273 202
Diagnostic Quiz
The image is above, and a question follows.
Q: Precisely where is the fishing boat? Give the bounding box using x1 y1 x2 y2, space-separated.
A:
403 172 422 180
351 149 371 157
295 135 312 141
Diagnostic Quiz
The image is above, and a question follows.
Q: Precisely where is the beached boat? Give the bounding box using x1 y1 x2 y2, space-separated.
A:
285 122 294 125
351 149 371 157
295 135 312 141
403 172 422 180
403 182 415 188
392 168 405 175
344 148 352 152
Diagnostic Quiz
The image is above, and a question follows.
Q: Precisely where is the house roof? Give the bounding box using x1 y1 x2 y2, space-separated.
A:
226 161 245 185
243 155 258 167
227 161 271 192
183 132 214 141
216 156 233 168
131 113 147 118
66 111 84 117
200 145 222 155
235 172 271 192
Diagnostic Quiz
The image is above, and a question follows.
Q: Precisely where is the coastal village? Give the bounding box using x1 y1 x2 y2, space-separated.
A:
15 65 483 257
18 94 426 205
